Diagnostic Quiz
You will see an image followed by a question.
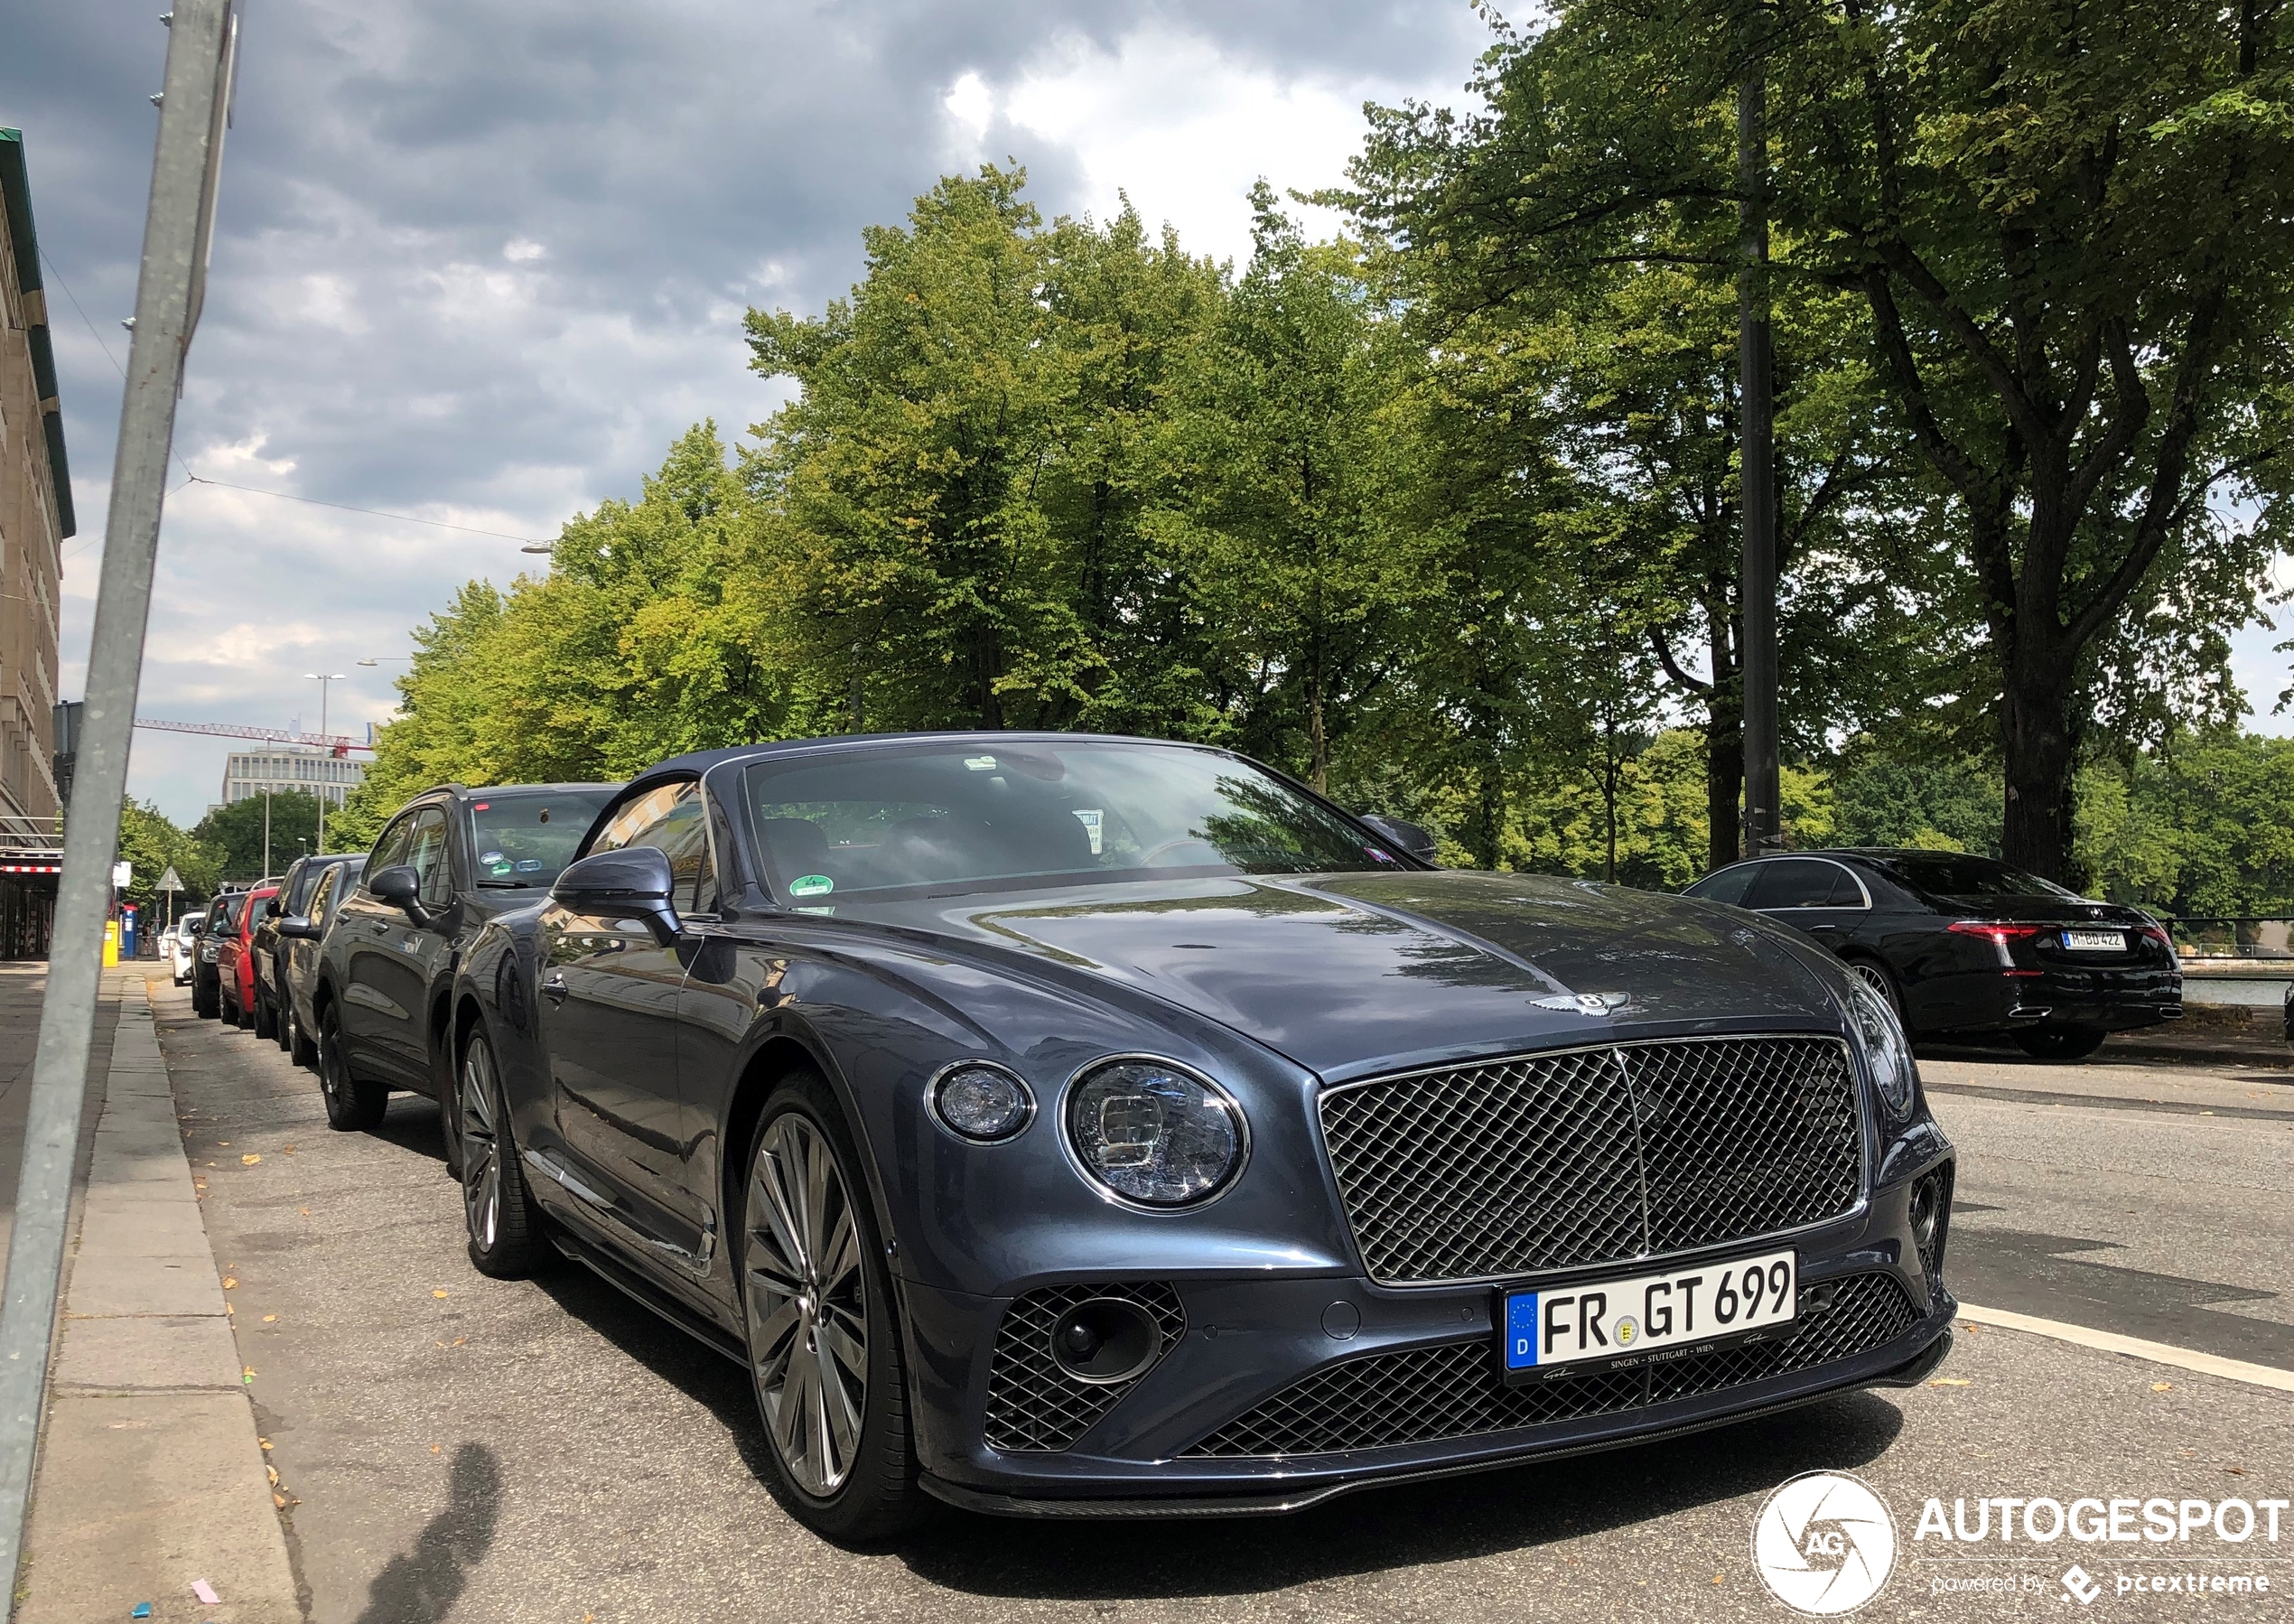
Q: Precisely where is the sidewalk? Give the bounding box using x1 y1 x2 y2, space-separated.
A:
14 971 299 1622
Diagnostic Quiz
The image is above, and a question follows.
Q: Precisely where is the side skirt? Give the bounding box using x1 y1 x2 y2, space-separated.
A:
545 1218 749 1370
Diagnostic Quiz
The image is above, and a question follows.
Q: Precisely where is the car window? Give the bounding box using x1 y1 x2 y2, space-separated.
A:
592 780 715 916
285 861 327 915
742 739 1406 904
221 893 249 930
367 813 417 882
470 788 616 887
1747 859 1859 910
406 808 453 909
309 867 341 929
1684 865 1757 906
1871 851 2078 901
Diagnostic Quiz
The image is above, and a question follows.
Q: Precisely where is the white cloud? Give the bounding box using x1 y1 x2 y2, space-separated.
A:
502 238 547 262
944 70 993 141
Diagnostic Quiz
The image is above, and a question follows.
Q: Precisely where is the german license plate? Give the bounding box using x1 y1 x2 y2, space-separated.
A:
1499 1249 1795 1383
2063 929 2125 952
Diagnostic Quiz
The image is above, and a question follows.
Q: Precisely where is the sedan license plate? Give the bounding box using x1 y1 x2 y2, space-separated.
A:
1499 1249 1795 1383
2063 929 2126 952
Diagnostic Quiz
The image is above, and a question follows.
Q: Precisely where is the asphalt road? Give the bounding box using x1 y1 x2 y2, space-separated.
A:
145 978 2294 1623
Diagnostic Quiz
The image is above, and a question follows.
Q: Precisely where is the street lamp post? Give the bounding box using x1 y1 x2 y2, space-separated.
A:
304 672 344 854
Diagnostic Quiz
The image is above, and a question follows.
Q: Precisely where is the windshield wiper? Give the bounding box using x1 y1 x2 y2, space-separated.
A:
474 880 534 889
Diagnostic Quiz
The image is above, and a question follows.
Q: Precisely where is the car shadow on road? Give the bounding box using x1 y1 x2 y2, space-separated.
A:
899 1394 1906 1600
353 1442 501 1624
371 1093 451 1167
533 1261 779 1478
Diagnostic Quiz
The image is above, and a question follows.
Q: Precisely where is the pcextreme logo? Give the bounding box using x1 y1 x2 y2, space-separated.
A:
1752 1471 1899 1616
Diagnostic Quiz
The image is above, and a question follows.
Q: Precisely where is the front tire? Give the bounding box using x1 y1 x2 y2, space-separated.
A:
317 1002 388 1131
192 976 217 1019
287 1003 318 1069
740 1073 920 1543
460 1030 545 1277
254 987 277 1041
2013 1025 2107 1061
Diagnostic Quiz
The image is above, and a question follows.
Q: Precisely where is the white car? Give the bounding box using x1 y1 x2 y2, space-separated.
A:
166 915 203 985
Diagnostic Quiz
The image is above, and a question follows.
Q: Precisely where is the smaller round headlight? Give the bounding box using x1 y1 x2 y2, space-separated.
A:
930 1064 1034 1143
1843 973 1916 1123
1065 1059 1245 1206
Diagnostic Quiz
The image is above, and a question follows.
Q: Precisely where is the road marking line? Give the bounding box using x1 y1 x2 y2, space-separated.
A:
1956 1302 2294 1393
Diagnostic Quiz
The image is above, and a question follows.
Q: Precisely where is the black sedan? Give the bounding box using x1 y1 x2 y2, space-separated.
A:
1683 849 2182 1060
439 733 1954 1537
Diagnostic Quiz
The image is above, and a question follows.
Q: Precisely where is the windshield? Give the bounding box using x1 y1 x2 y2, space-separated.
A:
743 740 1404 903
470 788 617 887
220 893 249 929
1874 852 2080 901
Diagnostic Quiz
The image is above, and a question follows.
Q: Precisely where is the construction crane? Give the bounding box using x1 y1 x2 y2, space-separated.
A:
133 716 376 755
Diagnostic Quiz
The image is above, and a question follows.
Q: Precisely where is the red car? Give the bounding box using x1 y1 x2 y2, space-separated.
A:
215 883 277 1029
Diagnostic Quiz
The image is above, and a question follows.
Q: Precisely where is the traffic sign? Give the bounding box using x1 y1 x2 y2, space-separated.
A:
157 864 183 892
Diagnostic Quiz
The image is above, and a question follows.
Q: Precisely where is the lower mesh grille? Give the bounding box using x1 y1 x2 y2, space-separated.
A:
983 1283 1186 1453
1181 1272 1916 1458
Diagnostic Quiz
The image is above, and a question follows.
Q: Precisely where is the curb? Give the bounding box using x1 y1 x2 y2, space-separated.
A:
15 977 301 1622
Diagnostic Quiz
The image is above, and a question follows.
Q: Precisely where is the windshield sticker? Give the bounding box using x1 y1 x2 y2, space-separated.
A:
964 754 997 771
788 873 835 899
1072 808 1104 855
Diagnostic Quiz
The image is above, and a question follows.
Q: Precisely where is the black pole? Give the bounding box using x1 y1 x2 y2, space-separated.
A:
1737 61 1780 857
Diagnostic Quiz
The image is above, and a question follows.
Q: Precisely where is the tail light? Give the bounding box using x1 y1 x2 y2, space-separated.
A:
1948 919 2047 975
1945 921 2048 946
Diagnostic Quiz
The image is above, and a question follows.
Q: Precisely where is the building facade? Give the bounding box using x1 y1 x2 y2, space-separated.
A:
0 129 73 958
220 748 366 808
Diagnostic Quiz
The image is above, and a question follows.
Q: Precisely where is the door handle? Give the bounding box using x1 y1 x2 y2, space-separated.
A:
541 971 570 1004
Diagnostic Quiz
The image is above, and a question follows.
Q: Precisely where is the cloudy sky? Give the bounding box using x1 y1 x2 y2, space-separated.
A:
9 2 2289 828
7 0 1491 825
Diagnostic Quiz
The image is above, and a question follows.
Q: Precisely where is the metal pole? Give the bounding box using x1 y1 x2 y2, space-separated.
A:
0 2 237 1598
262 786 270 879
1737 60 1780 858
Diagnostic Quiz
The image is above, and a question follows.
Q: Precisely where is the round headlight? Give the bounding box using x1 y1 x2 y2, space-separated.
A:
930 1063 1034 1143
1843 973 1916 1123
1064 1059 1245 1207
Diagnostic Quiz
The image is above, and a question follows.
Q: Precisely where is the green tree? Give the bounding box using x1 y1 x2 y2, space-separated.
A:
1158 185 1431 791
1354 0 2294 879
191 791 326 883
116 799 219 918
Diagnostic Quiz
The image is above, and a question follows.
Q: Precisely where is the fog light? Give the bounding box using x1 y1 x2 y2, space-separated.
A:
1049 1298 1159 1385
1910 1164 1952 1283
930 1063 1034 1142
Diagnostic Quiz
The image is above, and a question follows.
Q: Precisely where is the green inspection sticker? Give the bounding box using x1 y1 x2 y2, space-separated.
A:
788 874 835 899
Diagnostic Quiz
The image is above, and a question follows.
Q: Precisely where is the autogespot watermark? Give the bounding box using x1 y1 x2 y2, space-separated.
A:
1751 1479 2288 1613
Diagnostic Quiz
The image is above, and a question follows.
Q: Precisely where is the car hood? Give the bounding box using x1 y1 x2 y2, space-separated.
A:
866 870 1849 1082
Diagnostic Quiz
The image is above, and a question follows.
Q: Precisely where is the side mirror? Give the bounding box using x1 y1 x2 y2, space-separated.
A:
263 897 282 919
1359 814 1440 865
276 915 321 941
553 846 679 945
368 863 434 927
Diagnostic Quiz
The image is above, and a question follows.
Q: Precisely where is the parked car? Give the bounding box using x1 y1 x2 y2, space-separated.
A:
215 883 280 1028
1683 848 2182 1060
191 890 247 1018
251 854 361 1045
165 914 203 986
443 733 1955 1537
280 855 364 1069
309 782 616 1169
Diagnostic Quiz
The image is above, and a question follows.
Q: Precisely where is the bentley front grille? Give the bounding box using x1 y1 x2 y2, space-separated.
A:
1319 1035 1863 1286
982 1282 1187 1453
1181 1271 1917 1458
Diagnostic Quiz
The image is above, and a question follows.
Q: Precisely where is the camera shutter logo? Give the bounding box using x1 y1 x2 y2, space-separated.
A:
1751 1471 1898 1615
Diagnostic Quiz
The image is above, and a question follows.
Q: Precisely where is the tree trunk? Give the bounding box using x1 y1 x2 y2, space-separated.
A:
1704 600 1743 872
1999 650 2076 880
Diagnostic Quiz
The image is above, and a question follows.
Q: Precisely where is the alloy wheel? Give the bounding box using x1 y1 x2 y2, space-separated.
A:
461 1040 501 1251
1848 962 1895 1007
743 1114 868 1498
